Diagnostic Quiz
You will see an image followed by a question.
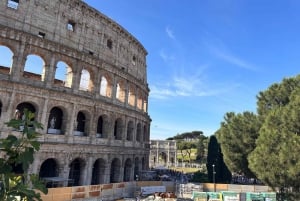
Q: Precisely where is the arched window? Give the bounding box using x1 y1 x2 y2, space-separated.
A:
116 81 125 102
123 159 132 182
74 112 85 136
15 102 36 120
91 158 106 185
100 76 107 96
24 54 45 81
47 107 63 134
113 118 123 140
55 61 72 88
96 116 103 138
0 45 13 75
136 123 142 142
128 85 136 106
110 158 121 183
100 75 112 98
69 158 84 186
39 158 58 187
126 121 134 141
79 69 90 91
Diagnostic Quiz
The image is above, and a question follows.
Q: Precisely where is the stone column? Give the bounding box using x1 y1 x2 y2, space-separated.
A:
10 41 26 82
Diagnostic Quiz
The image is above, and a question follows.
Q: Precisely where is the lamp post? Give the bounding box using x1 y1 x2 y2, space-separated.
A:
212 164 216 192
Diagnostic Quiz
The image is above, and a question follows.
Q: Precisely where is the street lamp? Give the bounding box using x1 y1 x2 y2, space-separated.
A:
212 164 216 192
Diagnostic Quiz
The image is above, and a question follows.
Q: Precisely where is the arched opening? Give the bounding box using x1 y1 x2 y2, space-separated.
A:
134 157 139 181
116 81 125 102
143 125 147 142
136 123 142 142
96 116 103 138
69 158 84 186
91 158 106 185
126 121 134 141
0 45 13 75
110 158 121 183
39 158 58 187
74 111 85 136
15 102 36 120
128 85 136 106
137 92 143 110
24 54 45 81
79 69 91 91
98 115 109 139
100 75 112 98
159 152 167 165
47 107 63 134
143 98 148 112
113 118 123 140
123 158 132 182
54 61 73 88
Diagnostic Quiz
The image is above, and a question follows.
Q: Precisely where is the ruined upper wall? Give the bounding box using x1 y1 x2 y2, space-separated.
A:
0 0 147 82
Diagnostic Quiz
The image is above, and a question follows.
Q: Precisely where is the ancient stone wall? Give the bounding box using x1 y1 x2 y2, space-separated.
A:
0 0 150 186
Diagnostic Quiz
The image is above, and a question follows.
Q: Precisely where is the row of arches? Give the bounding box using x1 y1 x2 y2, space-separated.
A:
0 45 148 112
10 101 149 141
37 156 145 187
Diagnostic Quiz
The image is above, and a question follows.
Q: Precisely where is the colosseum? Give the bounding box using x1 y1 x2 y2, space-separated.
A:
0 0 151 186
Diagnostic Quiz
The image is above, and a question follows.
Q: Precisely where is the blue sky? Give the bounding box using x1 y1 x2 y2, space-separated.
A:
2 1 299 140
84 0 300 140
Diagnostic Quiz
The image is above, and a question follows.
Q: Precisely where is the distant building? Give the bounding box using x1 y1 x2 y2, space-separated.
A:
149 140 177 168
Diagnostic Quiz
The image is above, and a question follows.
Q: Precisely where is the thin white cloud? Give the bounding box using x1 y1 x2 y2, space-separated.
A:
204 38 258 71
150 71 233 100
159 49 175 63
213 48 257 71
166 26 175 40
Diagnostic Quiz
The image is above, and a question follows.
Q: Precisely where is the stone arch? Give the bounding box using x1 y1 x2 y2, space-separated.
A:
128 84 136 106
24 54 45 81
143 97 148 112
69 158 85 186
99 74 113 98
134 157 139 180
47 107 64 135
74 111 89 136
91 158 106 185
110 158 121 183
136 122 142 142
113 117 123 140
0 45 13 75
116 80 126 102
123 158 132 182
159 152 167 165
96 114 109 138
137 91 143 110
143 124 148 142
39 158 59 187
79 68 90 91
14 102 36 120
54 60 73 88
126 120 134 141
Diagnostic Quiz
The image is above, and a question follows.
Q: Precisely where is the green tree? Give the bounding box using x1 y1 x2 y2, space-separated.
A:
196 134 208 163
0 109 48 201
249 89 300 200
206 135 231 183
177 141 196 163
216 111 260 178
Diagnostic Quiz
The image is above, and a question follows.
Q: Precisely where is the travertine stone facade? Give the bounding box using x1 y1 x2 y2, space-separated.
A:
0 0 150 186
149 140 177 168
